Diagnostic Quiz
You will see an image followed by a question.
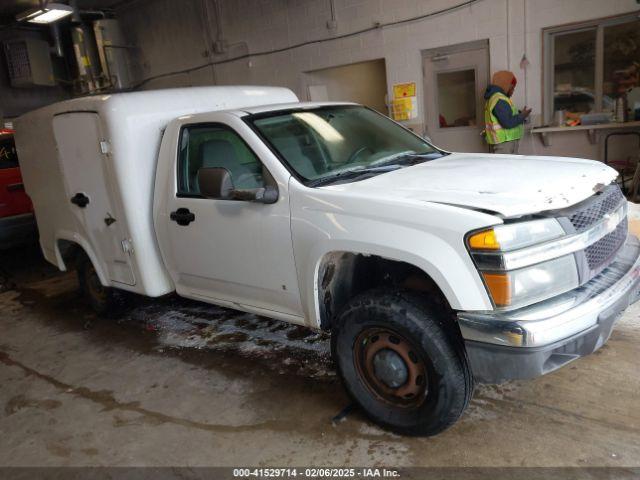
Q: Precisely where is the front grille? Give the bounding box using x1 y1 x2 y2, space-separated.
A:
559 183 628 280
585 220 628 271
568 184 624 233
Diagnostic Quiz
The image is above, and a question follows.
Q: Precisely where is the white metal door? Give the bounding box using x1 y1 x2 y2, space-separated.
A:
53 112 135 286
423 42 489 152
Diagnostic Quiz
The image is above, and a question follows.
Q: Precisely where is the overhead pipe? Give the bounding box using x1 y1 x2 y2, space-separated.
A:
69 0 81 23
327 0 337 30
79 10 107 18
50 22 64 57
213 0 227 54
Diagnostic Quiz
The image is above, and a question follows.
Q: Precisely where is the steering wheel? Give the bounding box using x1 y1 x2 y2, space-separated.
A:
347 146 373 164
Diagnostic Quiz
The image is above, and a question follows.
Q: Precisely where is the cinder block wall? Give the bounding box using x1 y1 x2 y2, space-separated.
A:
119 0 640 160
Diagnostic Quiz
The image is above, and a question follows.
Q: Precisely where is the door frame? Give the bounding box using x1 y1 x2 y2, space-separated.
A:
421 39 490 145
302 58 389 114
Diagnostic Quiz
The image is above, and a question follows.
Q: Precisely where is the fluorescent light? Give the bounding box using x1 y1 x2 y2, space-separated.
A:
28 9 73 23
23 9 45 20
17 3 73 24
16 8 43 21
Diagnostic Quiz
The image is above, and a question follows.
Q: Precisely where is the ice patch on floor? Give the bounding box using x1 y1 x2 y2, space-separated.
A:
357 423 393 437
474 382 521 401
465 398 500 422
121 298 333 379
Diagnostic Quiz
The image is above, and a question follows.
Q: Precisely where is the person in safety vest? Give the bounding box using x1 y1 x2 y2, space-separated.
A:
483 70 531 154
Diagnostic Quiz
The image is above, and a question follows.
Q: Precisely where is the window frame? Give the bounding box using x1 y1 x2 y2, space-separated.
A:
175 122 273 200
543 12 640 123
434 66 479 131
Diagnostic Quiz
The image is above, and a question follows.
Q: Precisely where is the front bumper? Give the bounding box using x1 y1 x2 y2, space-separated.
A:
458 235 640 383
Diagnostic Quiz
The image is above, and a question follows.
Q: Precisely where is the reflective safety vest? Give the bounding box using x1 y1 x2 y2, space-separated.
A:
484 92 524 145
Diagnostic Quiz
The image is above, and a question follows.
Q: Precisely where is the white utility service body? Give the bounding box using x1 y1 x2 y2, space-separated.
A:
15 86 640 435
15 87 297 299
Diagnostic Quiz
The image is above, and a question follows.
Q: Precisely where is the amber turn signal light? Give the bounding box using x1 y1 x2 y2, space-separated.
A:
468 229 500 250
482 272 511 307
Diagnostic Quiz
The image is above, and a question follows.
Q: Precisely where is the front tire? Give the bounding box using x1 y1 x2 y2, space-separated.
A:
332 290 473 436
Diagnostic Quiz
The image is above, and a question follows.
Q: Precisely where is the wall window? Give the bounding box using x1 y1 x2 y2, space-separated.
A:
437 69 477 128
603 20 640 101
544 14 640 122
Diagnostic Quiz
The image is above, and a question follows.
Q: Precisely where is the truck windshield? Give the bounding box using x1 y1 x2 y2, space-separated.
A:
250 106 441 185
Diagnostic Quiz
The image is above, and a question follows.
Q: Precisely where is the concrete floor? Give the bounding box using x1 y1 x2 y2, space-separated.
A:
1 244 640 468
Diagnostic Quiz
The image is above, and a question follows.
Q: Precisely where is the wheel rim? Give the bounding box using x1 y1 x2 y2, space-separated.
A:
354 327 428 408
85 263 107 304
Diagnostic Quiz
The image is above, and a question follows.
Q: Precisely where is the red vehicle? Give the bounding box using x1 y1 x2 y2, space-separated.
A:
0 128 36 248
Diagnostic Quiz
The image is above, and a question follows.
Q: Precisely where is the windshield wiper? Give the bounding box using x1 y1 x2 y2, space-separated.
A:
371 151 446 168
368 150 417 166
308 164 402 187
308 150 448 187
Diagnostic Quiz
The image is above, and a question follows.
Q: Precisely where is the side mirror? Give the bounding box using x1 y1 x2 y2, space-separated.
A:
254 185 279 204
231 185 279 204
197 167 279 204
198 167 234 199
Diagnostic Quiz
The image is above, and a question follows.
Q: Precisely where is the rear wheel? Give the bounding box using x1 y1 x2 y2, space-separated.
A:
77 254 125 317
332 289 473 436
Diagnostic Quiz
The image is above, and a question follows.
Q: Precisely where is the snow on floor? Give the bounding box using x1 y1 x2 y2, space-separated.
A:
120 297 334 379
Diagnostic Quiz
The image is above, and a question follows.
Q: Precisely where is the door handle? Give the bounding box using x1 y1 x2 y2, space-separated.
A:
6 183 24 192
70 192 90 208
170 208 195 226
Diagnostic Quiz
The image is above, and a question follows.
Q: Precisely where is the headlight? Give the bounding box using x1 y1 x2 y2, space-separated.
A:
481 255 579 308
468 218 565 251
467 219 578 309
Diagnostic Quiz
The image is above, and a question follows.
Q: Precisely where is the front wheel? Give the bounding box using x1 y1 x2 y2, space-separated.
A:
332 290 473 436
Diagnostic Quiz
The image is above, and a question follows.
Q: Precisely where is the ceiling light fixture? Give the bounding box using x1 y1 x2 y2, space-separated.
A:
16 3 74 24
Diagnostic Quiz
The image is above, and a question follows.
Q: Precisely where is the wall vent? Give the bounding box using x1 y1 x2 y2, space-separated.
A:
3 38 55 87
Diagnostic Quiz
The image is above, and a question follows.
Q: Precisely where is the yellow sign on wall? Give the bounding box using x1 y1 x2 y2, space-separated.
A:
391 97 417 121
391 82 418 121
393 82 416 99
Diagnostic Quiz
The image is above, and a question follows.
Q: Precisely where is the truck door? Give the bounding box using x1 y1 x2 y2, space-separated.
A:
156 118 303 320
52 112 135 286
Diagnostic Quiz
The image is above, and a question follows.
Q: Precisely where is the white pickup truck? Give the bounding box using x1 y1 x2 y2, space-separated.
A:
15 86 640 436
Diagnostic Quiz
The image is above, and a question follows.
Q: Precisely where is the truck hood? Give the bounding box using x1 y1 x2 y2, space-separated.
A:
325 153 618 218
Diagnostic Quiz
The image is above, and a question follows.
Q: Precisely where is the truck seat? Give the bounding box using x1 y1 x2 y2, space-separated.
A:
194 139 255 191
271 136 321 179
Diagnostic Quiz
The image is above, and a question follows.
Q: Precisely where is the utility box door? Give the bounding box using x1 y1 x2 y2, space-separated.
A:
53 112 135 286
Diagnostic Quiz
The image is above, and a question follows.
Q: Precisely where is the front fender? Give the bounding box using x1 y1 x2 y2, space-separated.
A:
290 182 502 326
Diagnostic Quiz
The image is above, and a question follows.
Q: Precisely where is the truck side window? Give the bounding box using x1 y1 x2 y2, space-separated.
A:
178 124 264 196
